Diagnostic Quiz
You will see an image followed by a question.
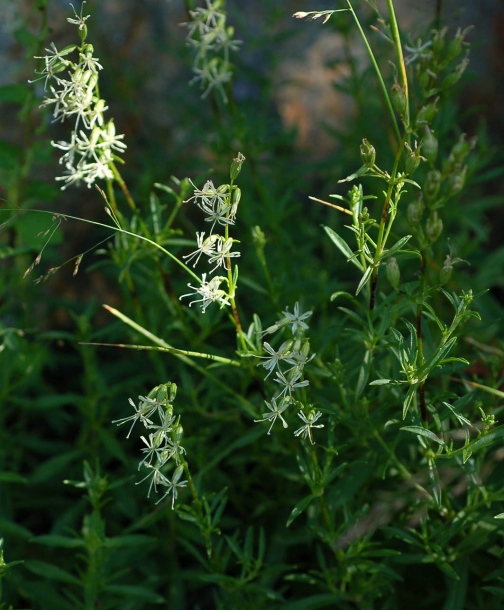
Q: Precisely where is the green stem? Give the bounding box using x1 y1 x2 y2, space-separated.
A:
386 0 410 130
346 0 401 144
81 340 241 367
9 207 201 283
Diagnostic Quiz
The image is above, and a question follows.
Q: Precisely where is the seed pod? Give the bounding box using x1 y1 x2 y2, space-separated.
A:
405 144 424 175
416 98 438 125
386 257 400 289
446 165 467 197
446 27 471 64
426 211 443 244
432 27 447 56
422 126 438 164
424 169 442 202
407 198 424 225
360 139 376 169
442 55 469 89
391 83 407 116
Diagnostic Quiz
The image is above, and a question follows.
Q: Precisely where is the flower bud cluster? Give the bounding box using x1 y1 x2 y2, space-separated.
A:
184 0 241 103
31 3 126 190
405 26 472 99
112 383 188 508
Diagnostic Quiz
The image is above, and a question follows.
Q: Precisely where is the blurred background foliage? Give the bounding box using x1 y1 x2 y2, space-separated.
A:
1 0 504 608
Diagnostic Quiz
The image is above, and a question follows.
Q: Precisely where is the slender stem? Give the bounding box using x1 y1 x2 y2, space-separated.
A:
368 143 405 311
103 304 257 415
80 341 241 367
346 0 401 145
10 207 201 283
386 0 410 130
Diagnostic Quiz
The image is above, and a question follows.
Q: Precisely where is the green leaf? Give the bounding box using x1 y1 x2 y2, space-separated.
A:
402 385 417 419
356 265 374 296
104 584 165 603
355 349 371 399
24 560 81 585
384 234 412 258
323 226 363 270
370 378 393 385
286 494 316 527
401 426 446 446
30 535 84 549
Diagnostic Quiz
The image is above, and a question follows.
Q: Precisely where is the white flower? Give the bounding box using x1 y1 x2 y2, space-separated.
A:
294 410 324 445
254 397 289 434
282 302 312 335
273 369 310 398
138 433 170 470
257 340 293 379
67 2 90 30
157 464 188 508
136 462 171 499
207 236 240 272
182 232 218 267
180 273 230 312
112 396 160 439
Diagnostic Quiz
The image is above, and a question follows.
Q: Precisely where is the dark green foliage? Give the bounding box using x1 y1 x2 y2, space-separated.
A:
1 1 504 608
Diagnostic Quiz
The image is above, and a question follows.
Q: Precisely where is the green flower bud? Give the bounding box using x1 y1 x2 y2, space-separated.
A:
359 207 370 223
416 98 438 125
439 261 452 285
407 198 424 225
432 27 447 56
426 211 443 244
230 152 246 182
405 143 425 175
417 66 435 92
424 169 442 202
386 257 400 289
442 55 469 89
422 125 438 164
446 165 467 197
391 83 407 116
450 134 475 164
445 27 471 64
360 138 376 169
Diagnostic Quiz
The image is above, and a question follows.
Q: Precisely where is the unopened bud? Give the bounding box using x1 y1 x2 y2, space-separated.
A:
230 152 245 182
405 143 424 175
446 27 472 64
442 55 469 89
450 134 475 164
360 139 376 169
359 207 370 223
407 198 424 225
386 257 400 289
391 83 407 116
422 125 438 164
446 165 467 197
426 211 443 244
416 98 438 125
432 27 447 56
439 262 452 285
424 169 442 201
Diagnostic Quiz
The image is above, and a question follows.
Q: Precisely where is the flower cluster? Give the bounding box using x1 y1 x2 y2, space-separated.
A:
254 303 323 444
112 383 188 508
184 0 241 103
31 2 126 190
180 153 245 312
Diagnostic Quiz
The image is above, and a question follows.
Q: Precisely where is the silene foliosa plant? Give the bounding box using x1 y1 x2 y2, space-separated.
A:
3 0 504 607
